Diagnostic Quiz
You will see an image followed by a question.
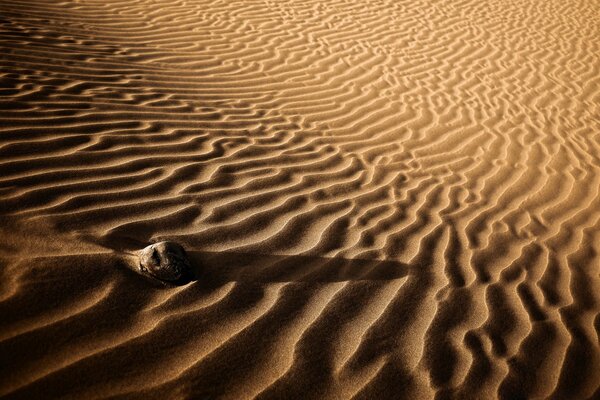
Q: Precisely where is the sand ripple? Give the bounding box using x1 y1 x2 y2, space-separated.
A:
1 0 599 398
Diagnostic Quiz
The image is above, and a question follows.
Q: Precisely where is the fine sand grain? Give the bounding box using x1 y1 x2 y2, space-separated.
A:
1 0 599 399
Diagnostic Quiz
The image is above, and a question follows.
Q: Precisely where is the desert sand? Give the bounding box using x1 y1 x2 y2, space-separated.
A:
1 0 599 399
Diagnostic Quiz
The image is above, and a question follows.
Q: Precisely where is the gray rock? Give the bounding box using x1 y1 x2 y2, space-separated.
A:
137 241 191 283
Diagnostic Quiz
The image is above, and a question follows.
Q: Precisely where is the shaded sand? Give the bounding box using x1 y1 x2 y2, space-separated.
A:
1 0 599 398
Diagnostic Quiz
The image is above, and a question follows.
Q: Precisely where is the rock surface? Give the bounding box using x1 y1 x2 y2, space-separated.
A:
137 241 191 283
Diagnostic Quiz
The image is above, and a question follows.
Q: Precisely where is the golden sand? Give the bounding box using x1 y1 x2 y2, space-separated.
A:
1 0 599 398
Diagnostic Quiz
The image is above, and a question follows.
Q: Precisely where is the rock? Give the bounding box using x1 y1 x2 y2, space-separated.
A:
137 241 191 283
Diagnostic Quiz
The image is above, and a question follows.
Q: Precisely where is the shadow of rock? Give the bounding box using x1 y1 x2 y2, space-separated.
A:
187 251 409 287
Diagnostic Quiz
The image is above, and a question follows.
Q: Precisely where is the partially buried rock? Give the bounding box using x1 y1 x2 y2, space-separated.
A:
137 241 192 284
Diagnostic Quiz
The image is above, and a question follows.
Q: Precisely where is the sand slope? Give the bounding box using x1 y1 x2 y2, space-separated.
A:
1 0 599 398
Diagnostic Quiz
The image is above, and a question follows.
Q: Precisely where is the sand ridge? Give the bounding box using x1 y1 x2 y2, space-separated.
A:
0 0 599 398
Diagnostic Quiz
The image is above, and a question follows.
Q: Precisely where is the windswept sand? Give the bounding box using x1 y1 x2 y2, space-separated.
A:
1 0 599 399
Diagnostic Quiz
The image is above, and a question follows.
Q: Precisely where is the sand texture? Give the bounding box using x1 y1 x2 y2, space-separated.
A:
1 0 600 399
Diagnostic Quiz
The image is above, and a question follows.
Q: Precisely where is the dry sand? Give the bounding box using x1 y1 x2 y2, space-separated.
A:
1 0 599 399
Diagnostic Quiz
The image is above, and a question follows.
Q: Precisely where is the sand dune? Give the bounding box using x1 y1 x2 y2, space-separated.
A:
1 0 599 398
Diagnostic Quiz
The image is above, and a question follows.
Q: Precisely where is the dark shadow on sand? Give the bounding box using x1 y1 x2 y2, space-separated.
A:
184 251 409 287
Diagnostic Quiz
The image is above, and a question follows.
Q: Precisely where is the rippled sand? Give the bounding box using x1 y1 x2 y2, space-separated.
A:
1 0 599 399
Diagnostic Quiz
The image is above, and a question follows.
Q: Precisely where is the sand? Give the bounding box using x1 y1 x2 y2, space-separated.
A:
0 0 599 398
